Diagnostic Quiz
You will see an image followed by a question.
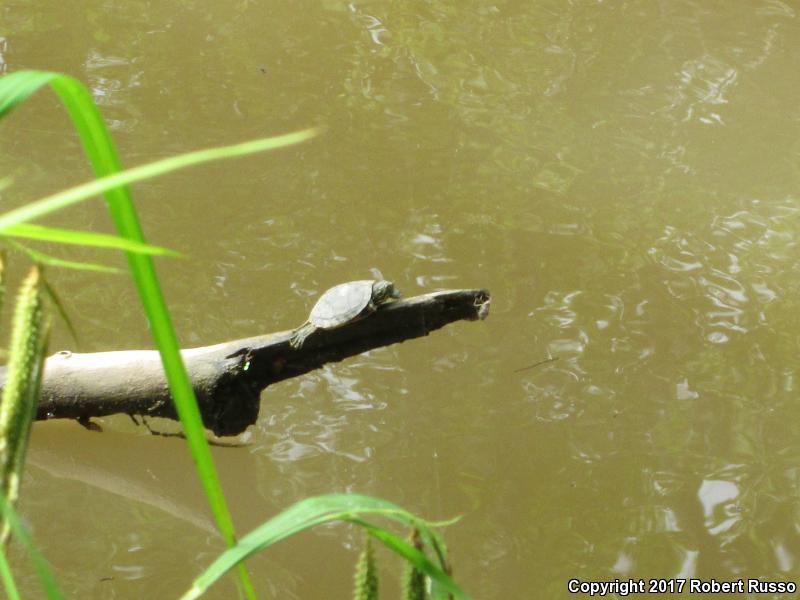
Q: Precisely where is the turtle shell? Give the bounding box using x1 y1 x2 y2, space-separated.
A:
308 280 378 329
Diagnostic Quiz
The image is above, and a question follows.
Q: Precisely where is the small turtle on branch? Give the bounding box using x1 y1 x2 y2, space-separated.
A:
290 280 401 349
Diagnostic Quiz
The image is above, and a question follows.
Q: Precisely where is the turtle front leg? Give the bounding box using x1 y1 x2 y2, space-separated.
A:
290 322 317 349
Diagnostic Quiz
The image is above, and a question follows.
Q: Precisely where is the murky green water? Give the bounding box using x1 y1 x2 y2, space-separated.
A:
3 0 800 598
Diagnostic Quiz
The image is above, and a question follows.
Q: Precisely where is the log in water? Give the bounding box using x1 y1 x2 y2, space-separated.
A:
0 288 490 436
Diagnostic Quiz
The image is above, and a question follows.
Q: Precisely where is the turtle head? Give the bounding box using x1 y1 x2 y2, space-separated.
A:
373 280 401 304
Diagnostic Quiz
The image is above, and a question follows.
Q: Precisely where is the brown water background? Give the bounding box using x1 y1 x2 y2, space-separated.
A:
2 1 800 598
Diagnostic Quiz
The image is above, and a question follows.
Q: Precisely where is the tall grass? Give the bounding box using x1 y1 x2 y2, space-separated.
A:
0 266 47 533
0 70 468 599
0 69 323 598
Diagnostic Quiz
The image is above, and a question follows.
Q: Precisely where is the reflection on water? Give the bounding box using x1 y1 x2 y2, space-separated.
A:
4 0 800 597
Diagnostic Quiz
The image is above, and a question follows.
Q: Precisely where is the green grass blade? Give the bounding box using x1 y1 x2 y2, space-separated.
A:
0 71 317 235
181 494 469 600
0 545 21 600
3 224 181 256
6 241 120 274
0 71 59 118
42 280 79 345
19 254 118 273
0 497 63 599
0 129 319 233
0 250 6 321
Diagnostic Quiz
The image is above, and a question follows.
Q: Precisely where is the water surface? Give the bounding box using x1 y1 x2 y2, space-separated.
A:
2 1 800 597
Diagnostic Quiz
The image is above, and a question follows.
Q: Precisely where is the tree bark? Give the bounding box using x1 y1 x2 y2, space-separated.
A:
1 288 490 436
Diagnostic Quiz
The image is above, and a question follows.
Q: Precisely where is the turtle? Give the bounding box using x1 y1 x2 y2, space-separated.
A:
290 280 401 349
